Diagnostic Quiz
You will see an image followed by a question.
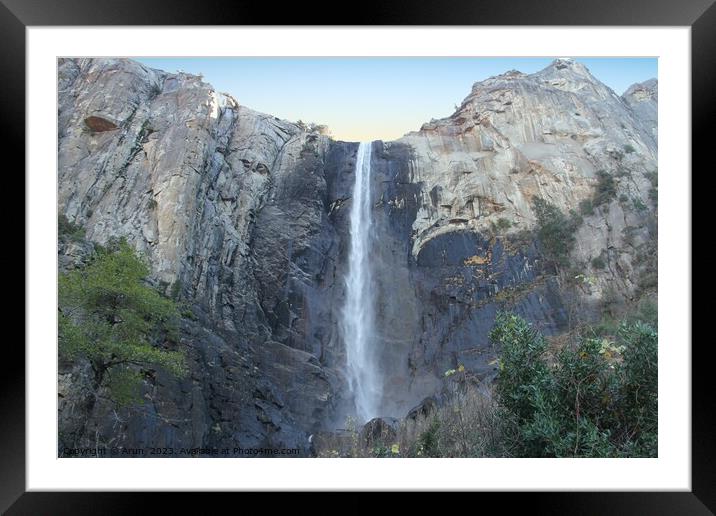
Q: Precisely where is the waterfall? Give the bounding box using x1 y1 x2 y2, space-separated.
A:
341 141 380 423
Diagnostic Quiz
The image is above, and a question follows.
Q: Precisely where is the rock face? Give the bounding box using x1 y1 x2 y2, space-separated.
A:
57 57 657 454
622 78 658 142
58 58 342 454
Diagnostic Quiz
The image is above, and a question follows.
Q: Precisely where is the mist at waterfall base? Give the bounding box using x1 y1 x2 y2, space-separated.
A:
340 141 383 424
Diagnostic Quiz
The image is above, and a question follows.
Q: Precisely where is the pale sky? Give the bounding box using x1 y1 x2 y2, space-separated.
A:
136 57 657 142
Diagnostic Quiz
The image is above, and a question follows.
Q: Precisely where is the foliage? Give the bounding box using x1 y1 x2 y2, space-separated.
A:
591 253 607 270
490 313 552 424
632 297 658 327
601 285 620 317
416 418 442 457
645 170 658 206
578 199 594 216
170 280 182 301
495 217 512 231
59 240 186 405
623 144 636 154
593 170 617 206
634 240 658 295
316 383 512 458
149 82 162 98
489 217 512 236
490 312 657 457
574 274 597 288
532 197 581 266
592 295 657 337
58 214 86 241
632 197 647 212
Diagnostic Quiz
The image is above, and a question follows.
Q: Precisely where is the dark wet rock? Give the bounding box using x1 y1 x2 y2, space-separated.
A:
405 397 438 422
359 417 400 448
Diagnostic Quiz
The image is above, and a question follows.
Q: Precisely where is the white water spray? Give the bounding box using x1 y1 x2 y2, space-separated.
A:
341 141 380 423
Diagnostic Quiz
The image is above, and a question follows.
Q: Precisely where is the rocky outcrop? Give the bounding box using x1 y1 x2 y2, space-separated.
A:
623 78 658 142
395 57 656 324
57 57 657 453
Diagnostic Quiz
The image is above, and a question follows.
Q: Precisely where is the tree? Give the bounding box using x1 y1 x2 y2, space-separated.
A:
59 240 186 405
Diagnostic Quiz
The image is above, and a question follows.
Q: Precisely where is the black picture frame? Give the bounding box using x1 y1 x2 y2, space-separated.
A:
5 0 708 511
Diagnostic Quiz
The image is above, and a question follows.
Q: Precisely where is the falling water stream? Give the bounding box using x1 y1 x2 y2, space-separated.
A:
341 141 380 423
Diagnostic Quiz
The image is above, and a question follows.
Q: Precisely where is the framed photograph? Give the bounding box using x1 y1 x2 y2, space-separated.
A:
7 0 708 511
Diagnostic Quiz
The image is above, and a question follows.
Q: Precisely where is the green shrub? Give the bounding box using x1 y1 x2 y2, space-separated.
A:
632 297 658 327
591 254 606 270
632 197 647 211
623 144 636 154
618 322 658 454
593 170 617 206
578 199 594 216
496 217 512 230
59 240 186 406
170 280 181 300
532 198 581 266
490 217 512 235
416 418 442 457
58 214 86 241
644 170 658 206
490 313 551 425
490 312 657 457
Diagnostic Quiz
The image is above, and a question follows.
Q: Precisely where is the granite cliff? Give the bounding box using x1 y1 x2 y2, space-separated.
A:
57 57 657 455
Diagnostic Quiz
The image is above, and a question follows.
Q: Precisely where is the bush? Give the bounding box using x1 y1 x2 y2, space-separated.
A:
490 313 551 425
623 144 636 154
415 418 442 457
532 198 581 266
59 240 186 406
632 197 647 211
591 254 606 270
619 322 658 454
578 199 594 216
593 170 617 206
490 312 657 457
58 214 86 241
490 217 512 234
316 382 512 458
496 217 511 230
408 389 512 458
644 170 658 206
631 297 658 327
